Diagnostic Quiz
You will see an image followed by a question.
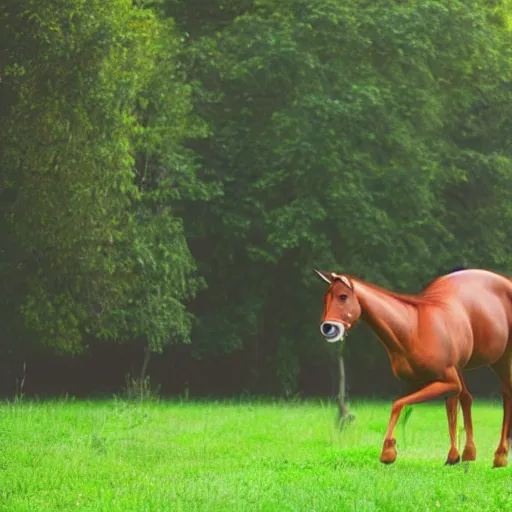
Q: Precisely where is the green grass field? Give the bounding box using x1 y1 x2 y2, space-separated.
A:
0 398 511 511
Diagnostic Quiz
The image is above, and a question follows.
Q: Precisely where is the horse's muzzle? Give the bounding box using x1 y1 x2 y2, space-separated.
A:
320 321 346 343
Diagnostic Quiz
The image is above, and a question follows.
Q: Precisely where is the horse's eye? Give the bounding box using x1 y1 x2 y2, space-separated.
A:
339 294 348 302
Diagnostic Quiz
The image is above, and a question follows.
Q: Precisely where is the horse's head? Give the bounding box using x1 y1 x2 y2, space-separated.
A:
314 269 362 343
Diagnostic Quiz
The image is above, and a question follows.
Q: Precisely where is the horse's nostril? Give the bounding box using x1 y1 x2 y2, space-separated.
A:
322 324 333 336
321 322 340 338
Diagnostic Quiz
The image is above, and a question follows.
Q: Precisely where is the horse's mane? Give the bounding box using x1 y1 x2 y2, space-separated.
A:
356 281 437 306
354 266 468 307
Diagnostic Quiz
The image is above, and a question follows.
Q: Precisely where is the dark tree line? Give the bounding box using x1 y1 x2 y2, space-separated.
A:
1 0 512 398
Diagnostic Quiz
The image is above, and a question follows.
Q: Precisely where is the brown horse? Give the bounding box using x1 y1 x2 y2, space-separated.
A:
314 268 512 467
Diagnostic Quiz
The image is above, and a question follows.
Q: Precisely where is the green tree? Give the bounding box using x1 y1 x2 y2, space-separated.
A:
169 0 512 394
0 0 207 363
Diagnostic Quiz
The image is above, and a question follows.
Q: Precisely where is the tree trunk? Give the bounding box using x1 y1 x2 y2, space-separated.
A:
337 347 355 426
141 346 151 381
249 304 266 394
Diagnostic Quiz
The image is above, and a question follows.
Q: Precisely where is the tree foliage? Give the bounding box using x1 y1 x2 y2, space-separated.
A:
1 0 512 395
169 0 512 392
0 0 206 356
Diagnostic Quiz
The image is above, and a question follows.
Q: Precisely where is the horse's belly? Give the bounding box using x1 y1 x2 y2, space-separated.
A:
465 339 508 370
463 301 510 369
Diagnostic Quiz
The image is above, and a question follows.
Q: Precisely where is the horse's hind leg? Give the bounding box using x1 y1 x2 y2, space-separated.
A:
493 391 511 468
459 375 476 461
490 354 512 468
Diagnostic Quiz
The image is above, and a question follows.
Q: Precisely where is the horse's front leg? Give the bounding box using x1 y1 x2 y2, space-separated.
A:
445 396 460 464
459 380 476 461
380 368 462 464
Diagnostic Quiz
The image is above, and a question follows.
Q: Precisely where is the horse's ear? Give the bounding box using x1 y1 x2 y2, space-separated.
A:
314 269 333 285
339 275 353 290
331 273 353 290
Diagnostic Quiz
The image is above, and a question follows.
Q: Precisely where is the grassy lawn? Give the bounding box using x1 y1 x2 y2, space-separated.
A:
0 398 511 511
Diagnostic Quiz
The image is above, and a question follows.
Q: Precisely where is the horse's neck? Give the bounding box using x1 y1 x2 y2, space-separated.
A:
353 279 418 354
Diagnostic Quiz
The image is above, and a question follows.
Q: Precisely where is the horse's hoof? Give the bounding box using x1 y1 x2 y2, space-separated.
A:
462 445 476 462
380 438 397 464
493 452 508 468
445 447 460 465
445 455 460 465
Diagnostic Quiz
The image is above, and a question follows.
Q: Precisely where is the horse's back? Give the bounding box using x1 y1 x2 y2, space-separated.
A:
434 268 512 300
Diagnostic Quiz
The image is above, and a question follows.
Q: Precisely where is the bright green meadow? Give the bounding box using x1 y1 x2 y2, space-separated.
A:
0 399 511 511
